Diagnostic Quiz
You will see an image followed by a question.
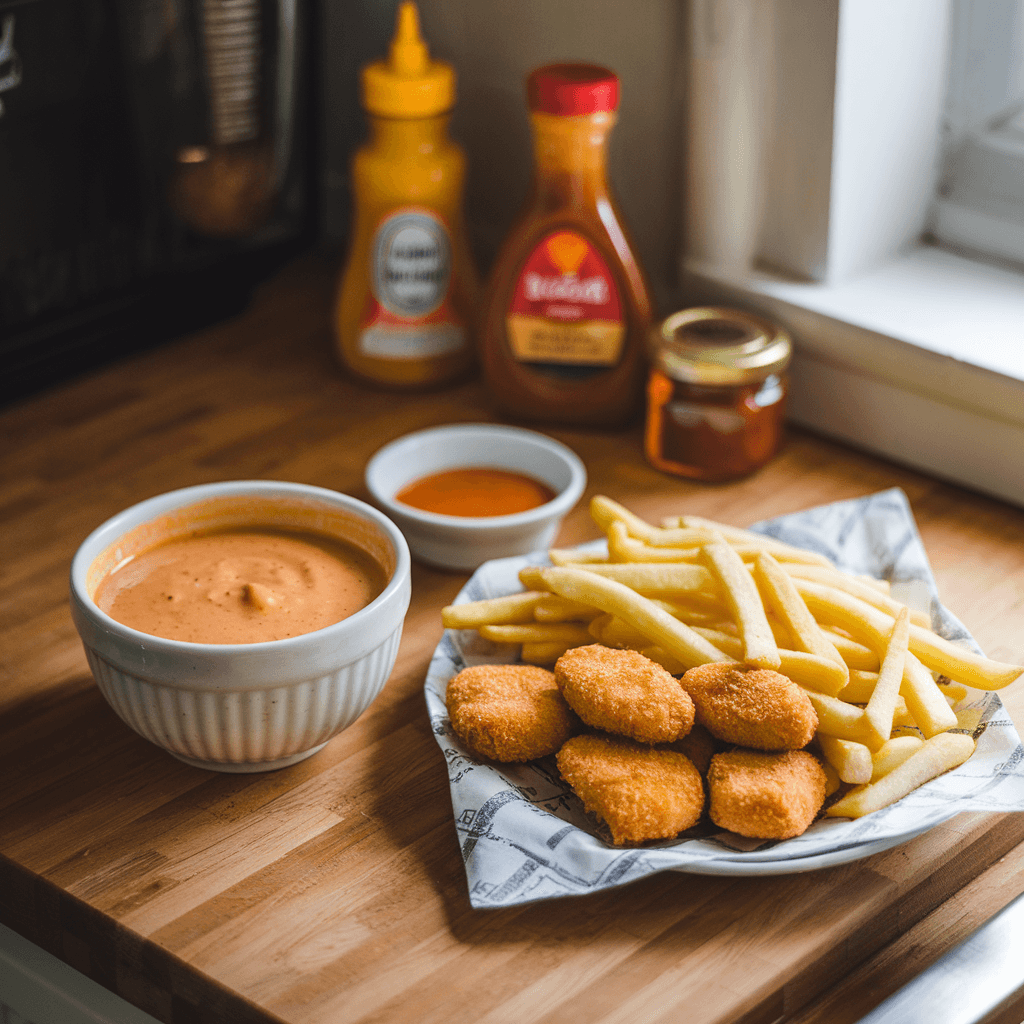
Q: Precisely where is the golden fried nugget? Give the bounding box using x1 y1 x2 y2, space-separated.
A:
446 664 578 762
708 749 828 840
666 723 716 775
555 644 695 744
557 734 704 845
680 663 817 751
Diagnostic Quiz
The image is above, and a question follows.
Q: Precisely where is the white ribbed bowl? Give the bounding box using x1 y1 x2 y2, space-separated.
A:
365 424 587 571
69 481 411 773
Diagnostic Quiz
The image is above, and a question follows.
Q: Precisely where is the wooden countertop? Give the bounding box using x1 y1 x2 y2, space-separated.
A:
3 257 1024 1024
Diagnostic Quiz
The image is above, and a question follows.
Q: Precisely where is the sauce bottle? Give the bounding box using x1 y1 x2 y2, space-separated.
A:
478 64 653 427
334 2 478 389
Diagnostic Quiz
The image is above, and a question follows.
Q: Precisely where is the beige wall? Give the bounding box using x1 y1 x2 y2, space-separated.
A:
323 0 684 312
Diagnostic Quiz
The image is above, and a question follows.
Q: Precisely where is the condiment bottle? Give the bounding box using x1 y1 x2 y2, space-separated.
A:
644 307 791 481
478 64 653 427
334 2 478 389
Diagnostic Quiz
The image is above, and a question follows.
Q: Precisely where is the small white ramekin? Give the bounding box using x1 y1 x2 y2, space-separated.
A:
69 480 411 773
365 423 587 571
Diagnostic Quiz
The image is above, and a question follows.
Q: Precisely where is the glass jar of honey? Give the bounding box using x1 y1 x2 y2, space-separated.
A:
644 307 791 481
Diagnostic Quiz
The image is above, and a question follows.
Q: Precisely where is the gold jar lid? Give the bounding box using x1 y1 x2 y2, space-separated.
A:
651 307 791 386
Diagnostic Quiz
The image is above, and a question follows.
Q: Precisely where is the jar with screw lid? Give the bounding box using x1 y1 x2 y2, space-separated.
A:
644 307 791 481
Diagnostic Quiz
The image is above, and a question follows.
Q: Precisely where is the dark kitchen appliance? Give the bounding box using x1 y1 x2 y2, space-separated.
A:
0 0 314 404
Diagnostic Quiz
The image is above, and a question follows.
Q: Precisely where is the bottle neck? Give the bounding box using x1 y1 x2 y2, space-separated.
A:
367 112 452 153
529 110 614 186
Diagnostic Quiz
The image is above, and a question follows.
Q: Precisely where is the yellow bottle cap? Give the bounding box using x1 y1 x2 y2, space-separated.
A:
361 2 455 118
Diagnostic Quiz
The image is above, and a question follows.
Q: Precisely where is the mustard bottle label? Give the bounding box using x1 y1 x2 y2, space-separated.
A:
505 230 624 375
359 208 465 360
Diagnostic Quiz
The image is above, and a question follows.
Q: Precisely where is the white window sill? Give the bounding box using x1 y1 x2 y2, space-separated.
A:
682 244 1024 507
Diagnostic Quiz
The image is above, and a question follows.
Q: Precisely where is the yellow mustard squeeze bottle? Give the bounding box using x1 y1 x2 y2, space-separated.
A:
334 2 478 388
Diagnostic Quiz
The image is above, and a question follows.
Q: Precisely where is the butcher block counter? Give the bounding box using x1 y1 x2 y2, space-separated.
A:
3 257 1024 1024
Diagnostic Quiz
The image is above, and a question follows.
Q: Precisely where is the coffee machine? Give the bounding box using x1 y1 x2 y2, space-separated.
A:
0 0 314 403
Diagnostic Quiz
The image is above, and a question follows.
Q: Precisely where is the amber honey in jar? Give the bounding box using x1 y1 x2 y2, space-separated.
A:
478 63 653 427
644 307 791 481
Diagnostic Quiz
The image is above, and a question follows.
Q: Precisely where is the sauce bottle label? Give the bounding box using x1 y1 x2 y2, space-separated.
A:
505 230 624 375
359 208 466 360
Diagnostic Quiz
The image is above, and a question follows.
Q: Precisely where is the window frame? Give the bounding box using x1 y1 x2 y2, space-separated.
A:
932 0 1024 265
681 0 1024 508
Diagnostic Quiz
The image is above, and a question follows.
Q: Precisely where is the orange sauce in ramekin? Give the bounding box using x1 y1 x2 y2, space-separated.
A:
395 467 556 517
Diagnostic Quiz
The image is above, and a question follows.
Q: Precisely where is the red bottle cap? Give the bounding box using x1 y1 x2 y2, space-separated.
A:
527 64 619 115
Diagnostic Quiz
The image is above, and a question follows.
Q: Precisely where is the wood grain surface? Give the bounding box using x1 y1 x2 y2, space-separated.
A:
2 256 1023 1024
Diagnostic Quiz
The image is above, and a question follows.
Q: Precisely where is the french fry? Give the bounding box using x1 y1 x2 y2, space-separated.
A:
643 644 847 702
548 548 610 566
702 539 781 670
666 604 729 627
864 607 911 748
667 515 835 567
692 626 743 659
478 623 594 646
826 732 976 818
767 613 796 651
791 578 1024 691
901 652 958 737
802 690 876 747
644 526 722 547
753 552 848 677
590 494 661 541
587 613 648 650
532 595 601 622
609 529 832 569
838 670 880 703
442 591 544 629
572 561 717 596
821 757 842 797
818 734 873 785
870 735 924 781
690 628 847 695
783 564 931 629
825 629 880 672
536 566 733 669
775 651 849 697
608 522 702 563
938 682 969 706
592 495 719 548
892 696 917 730
521 641 574 666
641 646 686 674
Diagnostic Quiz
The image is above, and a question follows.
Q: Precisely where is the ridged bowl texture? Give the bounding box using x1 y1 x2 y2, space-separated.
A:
69 481 412 773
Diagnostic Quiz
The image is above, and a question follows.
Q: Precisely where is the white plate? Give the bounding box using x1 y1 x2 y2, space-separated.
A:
425 489 1024 907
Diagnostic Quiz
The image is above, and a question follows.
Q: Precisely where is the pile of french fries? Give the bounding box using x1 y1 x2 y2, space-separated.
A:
442 496 1024 821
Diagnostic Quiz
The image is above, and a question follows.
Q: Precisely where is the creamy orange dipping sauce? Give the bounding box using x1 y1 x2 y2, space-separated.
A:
95 528 386 644
395 467 556 517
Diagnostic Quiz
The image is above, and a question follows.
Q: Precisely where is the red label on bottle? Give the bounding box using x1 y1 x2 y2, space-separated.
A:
505 230 624 369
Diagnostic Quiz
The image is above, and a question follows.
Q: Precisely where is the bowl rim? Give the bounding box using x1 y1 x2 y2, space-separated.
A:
69 480 412 656
364 423 588 530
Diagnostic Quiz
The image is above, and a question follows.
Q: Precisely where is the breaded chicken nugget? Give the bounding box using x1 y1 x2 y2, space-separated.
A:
708 749 828 840
557 734 705 845
446 664 578 762
555 644 695 744
680 663 816 751
666 723 716 775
